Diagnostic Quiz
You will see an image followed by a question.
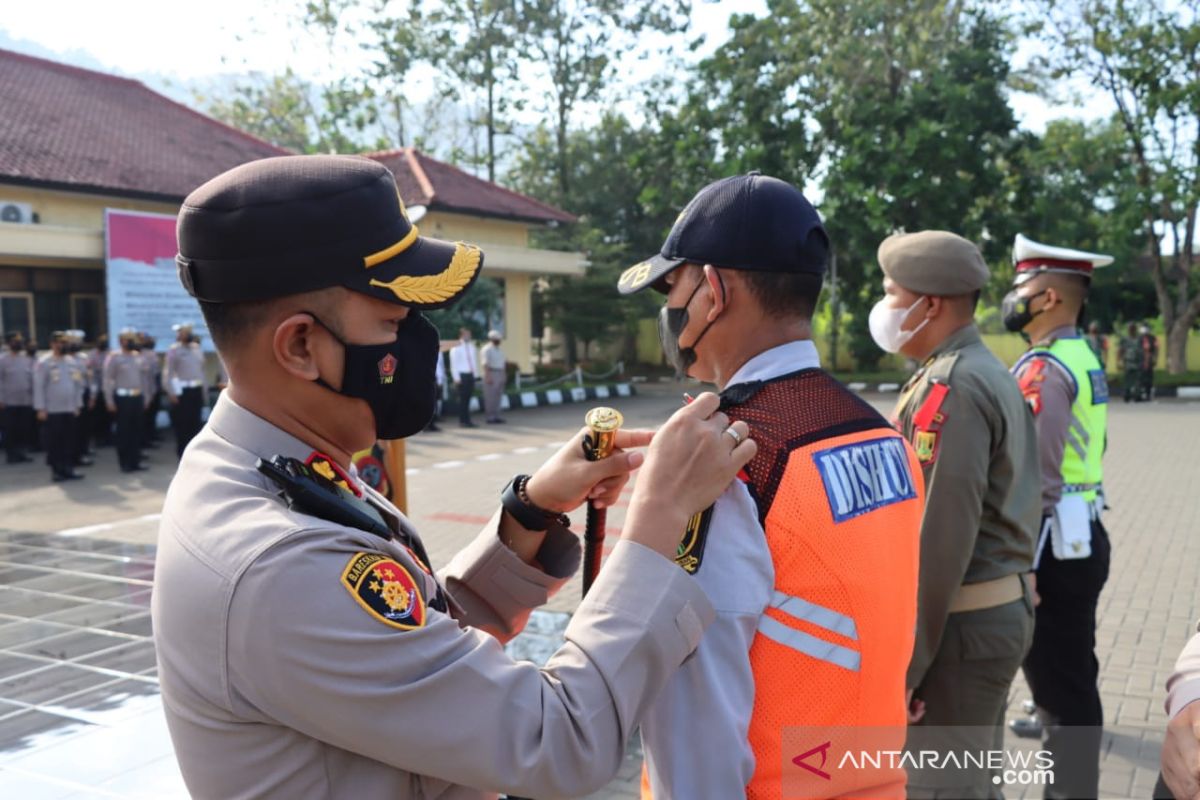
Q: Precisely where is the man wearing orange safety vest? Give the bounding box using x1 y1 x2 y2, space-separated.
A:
617 173 925 799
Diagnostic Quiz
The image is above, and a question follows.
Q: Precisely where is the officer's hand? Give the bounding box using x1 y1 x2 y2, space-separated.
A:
168 395 179 405
1163 700 1200 800
906 689 926 724
526 427 654 514
36 410 47 422
107 403 117 414
623 392 756 559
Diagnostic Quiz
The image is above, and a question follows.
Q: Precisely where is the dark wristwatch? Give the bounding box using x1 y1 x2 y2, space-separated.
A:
501 474 570 531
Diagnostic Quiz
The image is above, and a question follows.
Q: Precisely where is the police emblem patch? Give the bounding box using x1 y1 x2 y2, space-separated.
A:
341 552 425 630
675 506 714 574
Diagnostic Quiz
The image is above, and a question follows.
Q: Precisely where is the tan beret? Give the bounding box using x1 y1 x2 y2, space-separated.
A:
877 230 989 295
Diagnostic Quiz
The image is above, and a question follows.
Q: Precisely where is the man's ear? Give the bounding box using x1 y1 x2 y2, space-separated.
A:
703 264 728 322
925 296 943 320
272 313 322 381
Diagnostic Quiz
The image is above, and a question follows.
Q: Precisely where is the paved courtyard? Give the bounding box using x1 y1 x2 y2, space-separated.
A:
0 383 1195 798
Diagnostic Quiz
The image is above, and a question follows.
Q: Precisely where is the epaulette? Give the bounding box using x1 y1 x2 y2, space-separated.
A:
257 454 393 540
910 352 958 466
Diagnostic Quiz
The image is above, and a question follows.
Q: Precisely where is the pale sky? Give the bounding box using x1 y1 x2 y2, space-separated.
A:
0 0 1106 133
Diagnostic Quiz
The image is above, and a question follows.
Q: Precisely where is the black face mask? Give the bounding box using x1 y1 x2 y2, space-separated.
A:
1001 289 1048 333
658 272 724 377
309 311 439 440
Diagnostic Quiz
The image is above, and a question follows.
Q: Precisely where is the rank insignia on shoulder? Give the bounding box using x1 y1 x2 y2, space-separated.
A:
914 430 938 464
675 506 714 574
341 552 426 630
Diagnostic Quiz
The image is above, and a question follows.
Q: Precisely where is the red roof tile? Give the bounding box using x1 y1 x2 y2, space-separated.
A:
367 148 576 225
0 48 287 200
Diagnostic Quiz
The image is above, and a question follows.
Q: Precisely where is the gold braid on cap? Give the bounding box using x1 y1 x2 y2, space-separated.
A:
368 243 480 304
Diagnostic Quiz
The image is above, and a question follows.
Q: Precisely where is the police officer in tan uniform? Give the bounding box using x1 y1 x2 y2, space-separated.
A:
871 232 1041 796
104 329 148 473
163 321 208 456
154 155 756 799
33 331 86 482
0 331 36 464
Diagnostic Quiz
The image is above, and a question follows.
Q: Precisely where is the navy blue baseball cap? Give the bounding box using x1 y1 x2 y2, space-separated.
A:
617 172 828 295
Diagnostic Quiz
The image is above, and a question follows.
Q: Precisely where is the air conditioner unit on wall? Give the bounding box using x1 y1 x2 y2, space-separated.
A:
0 202 34 224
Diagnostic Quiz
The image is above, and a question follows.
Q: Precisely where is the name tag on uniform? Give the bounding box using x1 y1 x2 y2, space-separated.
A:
812 437 917 523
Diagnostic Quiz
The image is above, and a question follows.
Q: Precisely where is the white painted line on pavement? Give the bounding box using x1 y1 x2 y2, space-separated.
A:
477 453 503 461
513 446 539 454
433 460 466 469
56 512 161 538
546 441 568 448
406 468 420 475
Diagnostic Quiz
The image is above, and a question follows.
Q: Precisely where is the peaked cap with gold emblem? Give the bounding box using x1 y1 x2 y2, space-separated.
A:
176 155 483 309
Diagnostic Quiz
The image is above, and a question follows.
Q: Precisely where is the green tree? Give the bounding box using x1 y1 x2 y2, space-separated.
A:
514 0 692 201
1001 118 1154 329
426 277 504 340
200 70 386 154
1035 0 1200 372
691 1 1025 369
509 110 715 365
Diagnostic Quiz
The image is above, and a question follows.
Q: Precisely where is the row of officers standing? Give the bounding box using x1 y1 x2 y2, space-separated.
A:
0 323 214 481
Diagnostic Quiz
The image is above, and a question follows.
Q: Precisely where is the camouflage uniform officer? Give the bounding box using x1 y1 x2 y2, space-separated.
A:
154 155 754 798
872 231 1040 797
1120 322 1140 402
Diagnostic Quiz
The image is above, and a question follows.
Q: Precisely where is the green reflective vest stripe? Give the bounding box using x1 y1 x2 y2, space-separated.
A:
1031 336 1107 500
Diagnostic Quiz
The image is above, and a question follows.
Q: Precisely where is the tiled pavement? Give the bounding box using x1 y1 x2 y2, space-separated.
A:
0 389 1195 798
0 533 181 797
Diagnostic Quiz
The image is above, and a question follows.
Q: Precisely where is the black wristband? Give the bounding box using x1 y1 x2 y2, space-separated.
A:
501 474 569 532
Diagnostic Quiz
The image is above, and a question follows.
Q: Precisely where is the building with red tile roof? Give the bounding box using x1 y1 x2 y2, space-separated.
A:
0 48 582 367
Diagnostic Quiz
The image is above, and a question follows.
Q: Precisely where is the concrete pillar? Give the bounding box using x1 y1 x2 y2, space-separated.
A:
503 273 533 372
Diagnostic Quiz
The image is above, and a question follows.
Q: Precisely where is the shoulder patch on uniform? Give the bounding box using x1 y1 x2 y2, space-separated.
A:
1017 359 1046 415
912 382 950 431
914 430 938 464
341 552 426 630
1088 369 1109 405
812 437 917 523
675 505 714 574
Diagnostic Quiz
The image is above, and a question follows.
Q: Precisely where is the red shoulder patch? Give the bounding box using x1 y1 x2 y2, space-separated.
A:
1017 359 1047 415
912 382 950 431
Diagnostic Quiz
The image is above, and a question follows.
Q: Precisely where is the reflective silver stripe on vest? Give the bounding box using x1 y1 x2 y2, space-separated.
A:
758 591 861 672
1063 482 1102 494
769 590 858 640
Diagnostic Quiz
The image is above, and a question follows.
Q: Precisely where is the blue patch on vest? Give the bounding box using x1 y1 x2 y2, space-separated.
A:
1088 370 1108 405
813 437 918 523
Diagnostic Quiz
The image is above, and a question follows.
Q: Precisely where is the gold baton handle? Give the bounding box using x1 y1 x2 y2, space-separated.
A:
584 406 623 461
582 407 623 598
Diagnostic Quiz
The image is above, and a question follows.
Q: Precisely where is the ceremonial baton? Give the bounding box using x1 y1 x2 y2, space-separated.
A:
582 407 623 597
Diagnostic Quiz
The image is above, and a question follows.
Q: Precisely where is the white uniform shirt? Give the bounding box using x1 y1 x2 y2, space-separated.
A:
482 342 506 370
449 340 478 377
641 339 821 798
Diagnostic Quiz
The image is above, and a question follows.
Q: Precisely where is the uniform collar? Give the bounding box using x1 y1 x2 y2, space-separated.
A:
927 323 982 361
206 391 316 464
1036 324 1079 346
725 340 821 389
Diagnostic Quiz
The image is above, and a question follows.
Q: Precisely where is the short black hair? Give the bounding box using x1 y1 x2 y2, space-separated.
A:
737 228 827 320
198 300 269 354
740 271 824 320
